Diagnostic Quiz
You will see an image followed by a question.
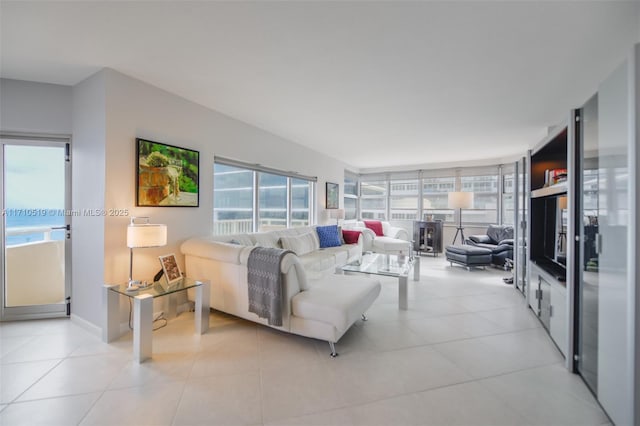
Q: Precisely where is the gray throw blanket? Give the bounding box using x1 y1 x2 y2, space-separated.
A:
247 247 292 326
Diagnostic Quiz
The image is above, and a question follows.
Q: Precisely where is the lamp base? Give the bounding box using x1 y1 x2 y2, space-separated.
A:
128 279 142 288
452 227 466 245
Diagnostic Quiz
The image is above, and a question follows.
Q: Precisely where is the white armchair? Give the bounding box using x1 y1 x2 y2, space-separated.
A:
343 220 411 255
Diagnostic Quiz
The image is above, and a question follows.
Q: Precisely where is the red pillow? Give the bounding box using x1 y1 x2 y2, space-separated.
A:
342 230 361 244
363 220 384 237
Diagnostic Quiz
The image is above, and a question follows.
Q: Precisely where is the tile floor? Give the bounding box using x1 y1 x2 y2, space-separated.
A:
0 256 611 425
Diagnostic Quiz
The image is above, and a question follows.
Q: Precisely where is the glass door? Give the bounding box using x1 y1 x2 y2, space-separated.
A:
577 94 599 393
1 137 71 320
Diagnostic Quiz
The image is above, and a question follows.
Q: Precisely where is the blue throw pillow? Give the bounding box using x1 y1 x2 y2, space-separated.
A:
316 225 342 248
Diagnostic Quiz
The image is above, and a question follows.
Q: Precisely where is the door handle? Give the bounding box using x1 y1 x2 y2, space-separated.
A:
51 224 71 239
595 234 603 255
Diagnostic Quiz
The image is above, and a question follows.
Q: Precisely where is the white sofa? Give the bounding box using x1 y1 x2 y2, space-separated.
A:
343 220 412 255
180 225 381 356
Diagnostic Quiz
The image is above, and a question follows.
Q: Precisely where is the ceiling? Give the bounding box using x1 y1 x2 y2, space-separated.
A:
1 1 639 170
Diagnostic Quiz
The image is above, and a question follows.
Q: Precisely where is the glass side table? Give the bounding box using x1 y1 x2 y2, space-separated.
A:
103 277 210 363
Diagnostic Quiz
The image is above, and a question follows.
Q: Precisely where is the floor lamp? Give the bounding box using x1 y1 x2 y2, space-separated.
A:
127 217 167 288
448 192 473 245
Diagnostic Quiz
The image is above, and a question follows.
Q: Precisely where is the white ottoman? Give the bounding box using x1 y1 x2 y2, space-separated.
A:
290 274 381 356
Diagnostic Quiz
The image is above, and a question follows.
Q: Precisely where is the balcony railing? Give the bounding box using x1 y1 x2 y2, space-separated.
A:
4 226 65 306
6 225 62 245
213 219 311 235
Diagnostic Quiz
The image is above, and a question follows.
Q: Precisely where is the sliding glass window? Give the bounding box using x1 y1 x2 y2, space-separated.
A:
360 179 387 220
502 171 515 225
423 177 455 222
460 174 498 224
258 173 287 231
390 179 419 220
214 159 315 234
344 172 358 220
291 178 312 227
213 164 254 234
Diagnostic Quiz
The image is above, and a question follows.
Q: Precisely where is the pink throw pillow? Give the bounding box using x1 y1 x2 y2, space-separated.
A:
342 230 361 244
363 220 384 237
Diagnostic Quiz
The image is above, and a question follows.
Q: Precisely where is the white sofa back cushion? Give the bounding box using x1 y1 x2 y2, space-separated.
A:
279 232 319 256
253 232 281 248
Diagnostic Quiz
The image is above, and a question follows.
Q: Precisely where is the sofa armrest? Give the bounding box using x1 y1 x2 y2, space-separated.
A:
498 238 514 246
467 235 492 245
387 226 410 241
181 238 246 264
346 226 375 251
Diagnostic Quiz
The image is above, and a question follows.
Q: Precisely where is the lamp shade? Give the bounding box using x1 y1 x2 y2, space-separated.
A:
127 224 167 248
448 192 474 209
330 209 346 220
558 196 568 210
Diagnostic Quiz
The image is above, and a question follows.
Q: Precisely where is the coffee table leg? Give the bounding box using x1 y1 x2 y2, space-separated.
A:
399 275 408 310
133 294 153 363
413 256 420 281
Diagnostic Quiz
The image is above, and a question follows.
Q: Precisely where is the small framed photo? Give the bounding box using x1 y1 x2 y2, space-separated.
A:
326 182 339 209
159 254 182 284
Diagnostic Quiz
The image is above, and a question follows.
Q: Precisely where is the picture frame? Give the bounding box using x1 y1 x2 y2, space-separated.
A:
159 254 182 284
326 182 339 209
136 138 199 207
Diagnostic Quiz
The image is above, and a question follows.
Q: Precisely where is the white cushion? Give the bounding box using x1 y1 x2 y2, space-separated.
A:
382 221 391 236
320 246 349 265
298 251 336 275
292 275 381 332
180 238 244 264
279 232 319 256
372 236 411 253
253 232 281 248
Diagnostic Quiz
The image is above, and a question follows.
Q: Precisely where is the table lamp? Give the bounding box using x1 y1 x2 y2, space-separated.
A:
127 217 167 288
329 208 345 225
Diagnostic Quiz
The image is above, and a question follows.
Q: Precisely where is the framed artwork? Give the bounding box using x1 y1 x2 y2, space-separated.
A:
326 182 339 209
159 254 182 284
136 138 199 207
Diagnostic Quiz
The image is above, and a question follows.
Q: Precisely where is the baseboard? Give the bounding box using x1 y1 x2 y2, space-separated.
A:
70 314 102 338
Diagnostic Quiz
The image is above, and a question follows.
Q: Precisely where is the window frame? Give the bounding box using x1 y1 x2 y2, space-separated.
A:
214 158 316 234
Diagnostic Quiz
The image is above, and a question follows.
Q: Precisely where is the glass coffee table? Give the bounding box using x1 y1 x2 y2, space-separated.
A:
341 253 420 310
103 277 210 362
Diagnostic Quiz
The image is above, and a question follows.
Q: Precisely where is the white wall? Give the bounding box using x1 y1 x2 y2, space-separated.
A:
0 79 72 135
71 72 107 328
101 69 350 285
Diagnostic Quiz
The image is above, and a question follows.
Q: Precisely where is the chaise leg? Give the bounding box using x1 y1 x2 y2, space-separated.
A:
361 313 368 321
328 341 338 358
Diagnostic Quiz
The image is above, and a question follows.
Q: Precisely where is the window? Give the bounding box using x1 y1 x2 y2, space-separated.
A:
344 173 358 220
360 179 387 220
258 173 287 231
213 164 253 234
423 177 455 222
348 165 507 226
291 178 312 227
390 179 419 220
214 159 315 235
461 175 498 223
502 173 515 225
